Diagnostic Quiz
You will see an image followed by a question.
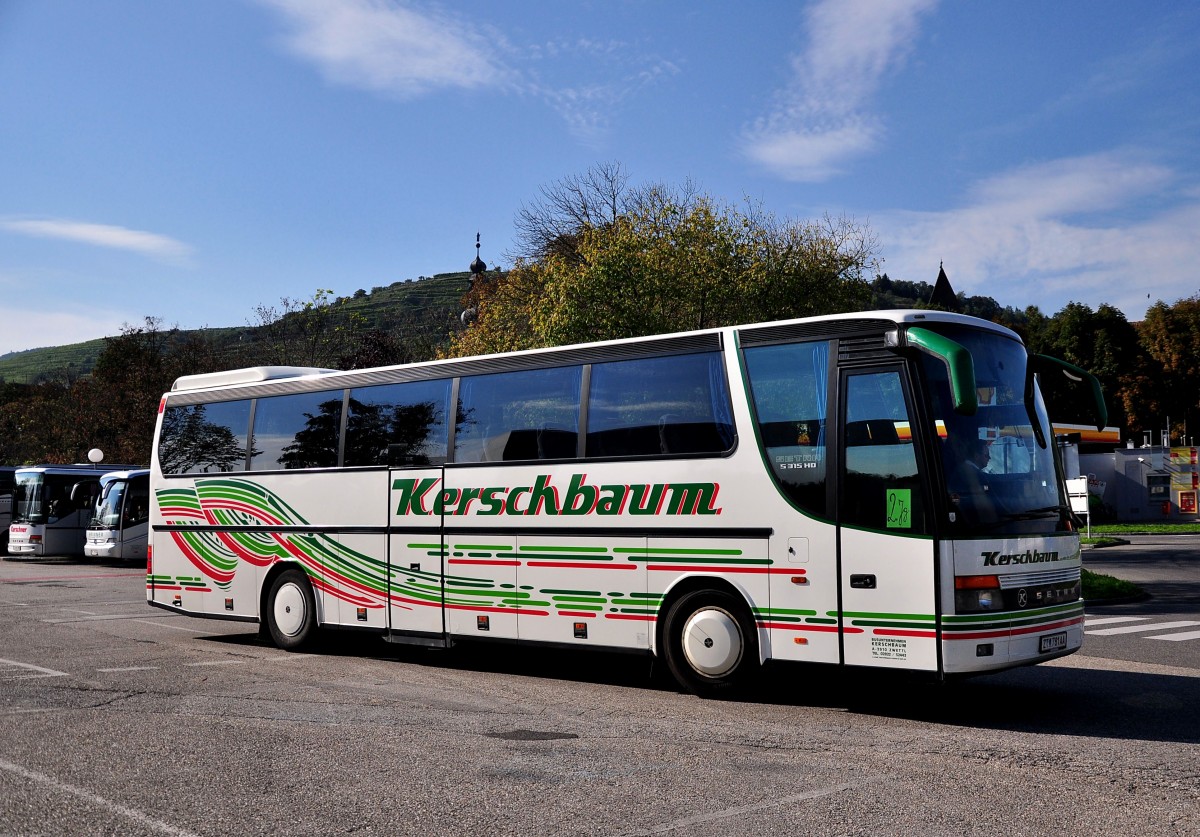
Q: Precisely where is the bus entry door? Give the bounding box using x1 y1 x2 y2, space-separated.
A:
838 368 938 671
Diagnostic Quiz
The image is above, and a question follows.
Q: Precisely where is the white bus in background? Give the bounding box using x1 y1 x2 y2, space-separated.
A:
8 464 135 558
147 311 1106 695
0 466 15 553
85 469 151 563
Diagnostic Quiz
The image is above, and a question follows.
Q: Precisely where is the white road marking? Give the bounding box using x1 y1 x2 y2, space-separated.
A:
618 780 870 836
183 660 245 667
0 757 201 837
1086 620 1200 636
1148 630 1200 642
0 658 69 680
41 613 169 623
1084 616 1150 626
133 619 210 632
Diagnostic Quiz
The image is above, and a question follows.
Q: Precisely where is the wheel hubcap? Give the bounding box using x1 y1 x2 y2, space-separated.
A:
274 582 306 637
681 606 742 677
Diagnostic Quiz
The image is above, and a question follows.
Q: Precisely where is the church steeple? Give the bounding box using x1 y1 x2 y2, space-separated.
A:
927 261 960 311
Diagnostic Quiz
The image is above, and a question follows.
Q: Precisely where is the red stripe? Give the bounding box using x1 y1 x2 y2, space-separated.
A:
526 561 638 570
873 628 936 638
444 603 549 616
604 613 656 621
557 611 597 618
759 622 840 633
148 584 183 590
203 500 285 526
448 559 520 566
944 616 1083 641
647 565 774 573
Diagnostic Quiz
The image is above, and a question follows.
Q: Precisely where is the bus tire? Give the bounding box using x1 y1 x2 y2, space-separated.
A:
662 588 759 697
266 568 317 651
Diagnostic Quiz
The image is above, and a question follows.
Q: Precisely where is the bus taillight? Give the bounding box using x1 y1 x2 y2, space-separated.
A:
146 544 152 574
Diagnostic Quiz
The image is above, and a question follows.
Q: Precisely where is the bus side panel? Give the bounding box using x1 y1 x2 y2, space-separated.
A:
444 532 518 640
647 535 770 660
839 528 939 671
245 471 390 628
515 534 649 649
151 472 390 624
764 525 841 666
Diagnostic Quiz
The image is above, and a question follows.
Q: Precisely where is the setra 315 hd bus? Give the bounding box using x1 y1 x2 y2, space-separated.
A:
145 310 1105 695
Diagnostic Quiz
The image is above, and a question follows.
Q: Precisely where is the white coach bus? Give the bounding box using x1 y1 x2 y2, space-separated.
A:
85 469 151 563
146 311 1105 695
7 464 126 557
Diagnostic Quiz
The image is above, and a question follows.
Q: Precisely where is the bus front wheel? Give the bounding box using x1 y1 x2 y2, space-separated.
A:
266 568 317 651
662 589 759 696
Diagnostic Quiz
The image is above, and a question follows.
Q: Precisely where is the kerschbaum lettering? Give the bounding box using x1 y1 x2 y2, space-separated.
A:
981 549 1063 566
393 474 722 517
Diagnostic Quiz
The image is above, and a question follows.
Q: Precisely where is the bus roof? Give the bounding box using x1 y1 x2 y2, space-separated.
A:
172 366 338 392
15 463 141 476
162 309 1020 400
98 469 151 481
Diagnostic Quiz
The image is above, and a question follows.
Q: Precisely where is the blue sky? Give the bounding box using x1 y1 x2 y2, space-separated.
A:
2 0 1199 356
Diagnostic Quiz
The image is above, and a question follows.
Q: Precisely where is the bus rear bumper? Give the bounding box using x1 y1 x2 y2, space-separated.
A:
84 542 118 559
7 543 42 557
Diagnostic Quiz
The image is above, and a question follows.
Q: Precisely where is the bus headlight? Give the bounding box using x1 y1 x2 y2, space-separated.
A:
955 575 1004 613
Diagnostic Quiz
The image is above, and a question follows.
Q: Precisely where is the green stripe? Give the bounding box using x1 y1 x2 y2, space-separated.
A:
614 547 743 556
520 545 608 553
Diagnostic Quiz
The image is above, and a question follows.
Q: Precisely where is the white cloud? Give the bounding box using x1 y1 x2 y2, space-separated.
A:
742 0 938 181
255 1 676 146
256 0 517 98
871 152 1200 320
0 218 193 263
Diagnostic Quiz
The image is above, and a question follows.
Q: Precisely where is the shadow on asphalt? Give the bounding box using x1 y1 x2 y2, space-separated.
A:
201 629 1200 746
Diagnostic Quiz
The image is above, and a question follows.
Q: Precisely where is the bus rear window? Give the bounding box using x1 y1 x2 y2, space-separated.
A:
158 400 251 474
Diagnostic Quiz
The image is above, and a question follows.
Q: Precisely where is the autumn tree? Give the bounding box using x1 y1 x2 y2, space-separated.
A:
450 167 876 356
1130 297 1200 442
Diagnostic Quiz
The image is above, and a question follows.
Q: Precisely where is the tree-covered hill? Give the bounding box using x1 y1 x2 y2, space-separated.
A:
0 271 474 384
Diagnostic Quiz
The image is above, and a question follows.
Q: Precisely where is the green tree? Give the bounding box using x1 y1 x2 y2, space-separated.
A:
450 168 876 356
1032 302 1138 432
245 289 365 368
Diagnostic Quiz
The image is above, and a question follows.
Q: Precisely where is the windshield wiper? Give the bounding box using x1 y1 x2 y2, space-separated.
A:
1000 505 1069 521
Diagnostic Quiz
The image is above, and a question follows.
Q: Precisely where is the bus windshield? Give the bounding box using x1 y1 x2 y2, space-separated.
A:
91 479 128 528
915 324 1067 536
12 473 46 523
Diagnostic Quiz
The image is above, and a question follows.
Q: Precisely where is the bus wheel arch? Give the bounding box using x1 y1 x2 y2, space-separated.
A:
656 578 760 697
263 564 318 651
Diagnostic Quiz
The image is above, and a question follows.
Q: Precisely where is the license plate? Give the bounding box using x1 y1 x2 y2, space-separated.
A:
1039 631 1068 653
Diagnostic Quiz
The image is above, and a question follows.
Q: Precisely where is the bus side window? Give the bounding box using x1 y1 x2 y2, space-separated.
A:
250 391 343 471
345 379 451 468
743 341 829 518
455 367 582 464
586 352 734 458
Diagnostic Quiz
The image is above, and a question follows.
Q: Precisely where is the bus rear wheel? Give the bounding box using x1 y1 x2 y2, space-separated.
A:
662 589 759 697
266 568 317 651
